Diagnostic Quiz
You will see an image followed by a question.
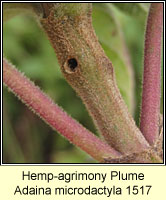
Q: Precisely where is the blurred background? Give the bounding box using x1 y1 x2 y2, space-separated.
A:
3 3 163 163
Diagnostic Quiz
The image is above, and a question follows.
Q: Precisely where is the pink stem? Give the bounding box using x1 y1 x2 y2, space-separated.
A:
3 58 121 162
140 3 163 145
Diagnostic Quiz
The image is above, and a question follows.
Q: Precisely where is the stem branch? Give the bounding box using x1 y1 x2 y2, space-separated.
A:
140 3 163 144
3 58 121 162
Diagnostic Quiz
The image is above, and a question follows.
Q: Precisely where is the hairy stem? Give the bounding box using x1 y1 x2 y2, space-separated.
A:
3 58 121 162
39 3 150 154
140 3 163 145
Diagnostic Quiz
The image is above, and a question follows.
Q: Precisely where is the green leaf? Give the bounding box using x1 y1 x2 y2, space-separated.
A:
112 3 150 19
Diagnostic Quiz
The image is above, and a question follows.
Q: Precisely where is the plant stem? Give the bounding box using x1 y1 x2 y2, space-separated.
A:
39 3 150 154
3 58 121 162
140 3 163 145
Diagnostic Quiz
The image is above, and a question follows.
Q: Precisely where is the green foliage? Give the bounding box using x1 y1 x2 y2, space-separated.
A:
3 3 34 21
112 3 150 19
3 3 163 163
